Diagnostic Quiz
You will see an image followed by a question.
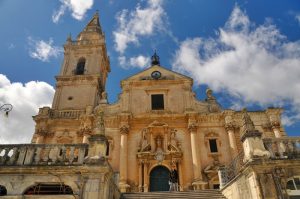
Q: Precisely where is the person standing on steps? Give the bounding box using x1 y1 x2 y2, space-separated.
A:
169 165 179 191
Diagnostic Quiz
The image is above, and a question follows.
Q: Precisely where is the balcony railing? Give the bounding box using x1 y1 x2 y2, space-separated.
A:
49 109 85 119
263 137 300 159
0 144 88 166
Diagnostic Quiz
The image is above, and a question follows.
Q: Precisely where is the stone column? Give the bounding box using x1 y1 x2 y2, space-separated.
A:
82 133 90 144
119 124 130 192
272 123 281 138
143 161 149 192
36 134 44 144
225 124 238 157
138 160 143 192
188 122 206 190
35 130 45 144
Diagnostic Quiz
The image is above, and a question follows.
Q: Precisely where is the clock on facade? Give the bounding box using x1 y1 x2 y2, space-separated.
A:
151 71 161 79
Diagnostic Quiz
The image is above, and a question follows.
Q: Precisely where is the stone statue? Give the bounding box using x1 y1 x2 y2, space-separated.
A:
99 91 108 104
206 88 215 100
139 128 150 152
205 88 222 113
168 129 180 151
204 159 220 180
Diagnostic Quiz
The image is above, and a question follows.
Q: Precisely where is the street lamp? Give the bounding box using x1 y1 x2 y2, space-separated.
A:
0 104 13 117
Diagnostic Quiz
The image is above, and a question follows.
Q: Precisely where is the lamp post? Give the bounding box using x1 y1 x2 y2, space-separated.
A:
0 104 13 117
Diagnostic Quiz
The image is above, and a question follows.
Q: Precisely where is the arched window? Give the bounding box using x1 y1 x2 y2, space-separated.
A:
286 177 300 197
0 185 7 196
75 58 86 75
24 184 73 195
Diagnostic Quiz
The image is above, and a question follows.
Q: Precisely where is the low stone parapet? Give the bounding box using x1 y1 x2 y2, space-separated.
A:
0 143 88 166
263 137 300 159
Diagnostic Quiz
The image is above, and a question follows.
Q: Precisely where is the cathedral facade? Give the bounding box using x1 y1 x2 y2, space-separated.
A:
0 13 299 199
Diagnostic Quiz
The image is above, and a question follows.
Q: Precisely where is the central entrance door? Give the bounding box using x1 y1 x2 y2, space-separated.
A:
149 166 169 192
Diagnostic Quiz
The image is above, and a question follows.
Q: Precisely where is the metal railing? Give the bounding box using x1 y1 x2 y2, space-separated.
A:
219 151 245 188
0 144 88 166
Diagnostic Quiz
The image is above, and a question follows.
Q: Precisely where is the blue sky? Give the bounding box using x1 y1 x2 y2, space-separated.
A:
0 0 300 143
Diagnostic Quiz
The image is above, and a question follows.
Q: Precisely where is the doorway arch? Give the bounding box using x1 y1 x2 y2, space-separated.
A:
149 165 169 192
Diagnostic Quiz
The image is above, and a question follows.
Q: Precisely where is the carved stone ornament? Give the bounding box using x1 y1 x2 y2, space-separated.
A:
241 109 255 132
120 125 129 135
188 123 198 132
155 151 165 164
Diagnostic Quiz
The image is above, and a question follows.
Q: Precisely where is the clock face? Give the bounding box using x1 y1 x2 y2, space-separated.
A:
151 71 161 79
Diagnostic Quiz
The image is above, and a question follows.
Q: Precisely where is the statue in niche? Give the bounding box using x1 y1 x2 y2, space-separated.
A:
139 128 151 152
155 135 163 152
168 129 180 152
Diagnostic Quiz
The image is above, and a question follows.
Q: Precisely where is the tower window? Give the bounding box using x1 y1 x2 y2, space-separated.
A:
75 58 86 75
151 94 164 110
209 139 218 153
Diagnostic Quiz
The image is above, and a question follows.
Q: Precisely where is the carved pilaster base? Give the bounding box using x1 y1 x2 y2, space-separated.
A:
192 180 207 190
119 182 130 193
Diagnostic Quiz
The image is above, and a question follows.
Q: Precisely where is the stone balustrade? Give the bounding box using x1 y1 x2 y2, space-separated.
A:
0 144 88 166
263 137 300 159
49 109 85 119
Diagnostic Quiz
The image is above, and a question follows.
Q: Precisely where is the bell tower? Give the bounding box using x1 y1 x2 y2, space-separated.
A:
52 12 110 110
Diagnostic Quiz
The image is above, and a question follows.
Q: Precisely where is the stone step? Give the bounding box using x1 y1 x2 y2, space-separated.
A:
121 190 226 199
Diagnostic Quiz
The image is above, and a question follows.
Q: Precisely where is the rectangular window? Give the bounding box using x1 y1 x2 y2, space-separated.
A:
209 139 218 153
151 94 164 110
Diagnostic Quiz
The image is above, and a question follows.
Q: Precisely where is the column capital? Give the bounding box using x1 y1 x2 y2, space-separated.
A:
35 128 47 136
188 123 198 132
120 124 129 135
225 123 236 131
271 120 281 129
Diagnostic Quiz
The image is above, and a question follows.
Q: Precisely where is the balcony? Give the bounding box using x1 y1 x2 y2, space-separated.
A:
0 144 88 166
263 137 300 159
49 109 85 119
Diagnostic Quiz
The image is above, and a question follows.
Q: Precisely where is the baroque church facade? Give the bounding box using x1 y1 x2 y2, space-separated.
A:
0 13 299 199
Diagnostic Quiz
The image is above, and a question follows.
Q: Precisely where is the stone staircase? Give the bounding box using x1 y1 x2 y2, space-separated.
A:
121 190 227 199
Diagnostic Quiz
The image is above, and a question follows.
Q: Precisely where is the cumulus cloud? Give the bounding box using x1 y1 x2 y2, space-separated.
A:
52 0 94 23
113 0 166 54
28 37 63 62
0 74 54 144
119 55 150 69
172 5 300 126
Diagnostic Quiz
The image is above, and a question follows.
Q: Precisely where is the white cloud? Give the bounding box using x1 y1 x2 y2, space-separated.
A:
119 55 150 69
0 74 55 144
113 0 166 54
52 0 94 23
172 5 300 126
28 37 63 62
296 14 300 25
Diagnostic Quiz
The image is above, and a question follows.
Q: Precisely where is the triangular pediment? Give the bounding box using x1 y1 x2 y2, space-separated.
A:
123 65 192 82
